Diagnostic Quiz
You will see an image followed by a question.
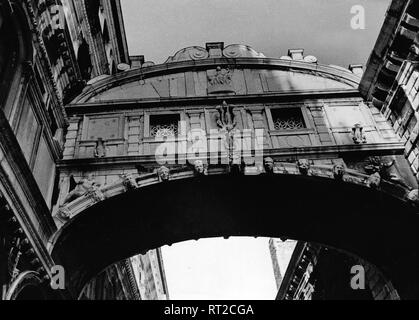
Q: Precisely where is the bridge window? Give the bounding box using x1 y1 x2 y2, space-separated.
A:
149 114 180 138
269 107 307 131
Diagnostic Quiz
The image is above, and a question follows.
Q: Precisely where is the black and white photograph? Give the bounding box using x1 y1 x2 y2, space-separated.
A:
0 0 418 309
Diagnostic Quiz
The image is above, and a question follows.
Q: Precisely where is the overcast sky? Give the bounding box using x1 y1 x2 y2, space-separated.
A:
121 0 390 66
120 0 391 300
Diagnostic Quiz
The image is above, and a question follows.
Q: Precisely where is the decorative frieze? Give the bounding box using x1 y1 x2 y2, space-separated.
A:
207 67 235 94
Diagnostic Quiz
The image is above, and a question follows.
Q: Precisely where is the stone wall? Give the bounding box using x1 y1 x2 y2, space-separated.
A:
62 98 396 161
382 62 419 177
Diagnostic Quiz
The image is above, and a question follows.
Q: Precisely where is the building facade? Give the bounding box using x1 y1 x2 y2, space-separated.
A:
131 248 169 300
275 0 419 301
360 0 419 180
269 239 297 290
2 0 419 300
51 42 418 300
0 0 139 300
277 241 401 300
79 259 140 300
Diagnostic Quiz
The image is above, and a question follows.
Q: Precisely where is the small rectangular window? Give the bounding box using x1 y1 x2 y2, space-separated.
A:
35 67 46 95
271 108 306 131
149 114 180 138
48 107 58 134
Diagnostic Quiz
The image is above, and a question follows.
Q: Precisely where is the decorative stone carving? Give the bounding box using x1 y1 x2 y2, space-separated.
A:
364 156 382 174
367 173 381 189
57 206 71 221
193 160 208 176
216 101 237 132
86 189 105 203
216 101 239 165
94 138 107 158
189 47 209 60
61 174 98 206
222 44 265 58
121 174 138 190
352 123 367 144
207 67 235 94
157 166 171 182
297 159 311 175
333 164 346 180
365 156 412 189
209 67 232 86
264 157 275 174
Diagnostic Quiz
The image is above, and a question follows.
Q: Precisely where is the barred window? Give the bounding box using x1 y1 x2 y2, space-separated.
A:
271 108 306 131
150 114 180 138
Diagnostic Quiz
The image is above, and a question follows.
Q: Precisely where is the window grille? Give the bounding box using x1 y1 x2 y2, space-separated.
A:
271 108 306 131
150 114 180 138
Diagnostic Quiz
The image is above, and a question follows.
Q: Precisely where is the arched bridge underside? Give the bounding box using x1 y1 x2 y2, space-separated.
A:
49 165 419 299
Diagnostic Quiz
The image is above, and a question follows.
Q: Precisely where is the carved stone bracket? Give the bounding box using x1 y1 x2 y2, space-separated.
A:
367 172 382 189
297 159 311 175
193 160 208 176
157 166 171 182
61 175 98 206
121 174 139 190
333 164 346 181
263 157 275 175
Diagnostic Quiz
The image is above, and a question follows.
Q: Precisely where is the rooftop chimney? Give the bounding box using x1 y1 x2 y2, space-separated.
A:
206 42 224 58
349 64 364 76
288 49 304 60
130 55 145 69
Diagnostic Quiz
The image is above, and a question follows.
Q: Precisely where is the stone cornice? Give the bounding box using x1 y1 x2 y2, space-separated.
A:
56 142 405 170
122 259 141 300
65 89 362 115
23 0 69 127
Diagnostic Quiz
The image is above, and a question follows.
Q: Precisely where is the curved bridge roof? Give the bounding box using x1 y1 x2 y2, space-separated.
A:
71 44 361 104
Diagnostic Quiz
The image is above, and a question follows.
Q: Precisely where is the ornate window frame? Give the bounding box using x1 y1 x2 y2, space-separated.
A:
143 110 186 142
266 104 315 136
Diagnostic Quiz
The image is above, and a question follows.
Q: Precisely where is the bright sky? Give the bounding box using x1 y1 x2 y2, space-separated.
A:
120 0 391 300
161 238 277 300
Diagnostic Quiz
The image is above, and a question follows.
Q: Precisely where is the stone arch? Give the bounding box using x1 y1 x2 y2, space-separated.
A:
49 163 419 299
5 271 47 300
